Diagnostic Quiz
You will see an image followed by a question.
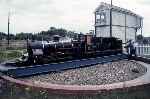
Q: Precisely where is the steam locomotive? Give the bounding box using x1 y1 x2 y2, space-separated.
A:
24 34 122 65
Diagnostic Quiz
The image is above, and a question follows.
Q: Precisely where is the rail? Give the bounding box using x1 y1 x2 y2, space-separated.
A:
0 54 128 78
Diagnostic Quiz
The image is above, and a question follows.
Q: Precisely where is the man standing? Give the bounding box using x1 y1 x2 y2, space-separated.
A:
125 40 136 57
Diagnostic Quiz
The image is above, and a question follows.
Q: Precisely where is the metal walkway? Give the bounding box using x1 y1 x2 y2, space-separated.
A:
1 54 128 78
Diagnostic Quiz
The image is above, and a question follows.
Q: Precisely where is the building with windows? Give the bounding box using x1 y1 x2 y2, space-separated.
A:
94 2 143 43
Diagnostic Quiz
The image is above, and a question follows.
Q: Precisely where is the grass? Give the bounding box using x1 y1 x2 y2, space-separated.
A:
0 48 26 63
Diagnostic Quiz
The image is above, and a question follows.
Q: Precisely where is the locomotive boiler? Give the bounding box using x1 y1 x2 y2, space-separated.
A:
25 34 122 65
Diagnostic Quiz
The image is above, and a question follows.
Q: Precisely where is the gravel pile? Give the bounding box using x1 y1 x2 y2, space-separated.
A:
21 60 147 85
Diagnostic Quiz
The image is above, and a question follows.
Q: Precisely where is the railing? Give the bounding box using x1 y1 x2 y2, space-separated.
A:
0 40 27 50
135 44 150 56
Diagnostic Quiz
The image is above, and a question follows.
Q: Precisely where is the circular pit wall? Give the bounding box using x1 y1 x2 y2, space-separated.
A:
1 60 150 99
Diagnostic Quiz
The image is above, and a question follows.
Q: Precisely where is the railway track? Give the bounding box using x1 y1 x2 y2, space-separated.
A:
0 54 128 78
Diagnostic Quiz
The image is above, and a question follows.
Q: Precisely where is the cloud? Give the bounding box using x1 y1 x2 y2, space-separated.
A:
138 0 150 5
0 0 149 36
1 0 53 15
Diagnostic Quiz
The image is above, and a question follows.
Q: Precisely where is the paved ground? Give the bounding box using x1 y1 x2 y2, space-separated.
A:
0 60 150 98
0 78 5 95
20 60 147 85
128 61 150 85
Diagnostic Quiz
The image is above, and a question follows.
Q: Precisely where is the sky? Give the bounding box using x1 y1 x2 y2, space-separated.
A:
0 0 150 36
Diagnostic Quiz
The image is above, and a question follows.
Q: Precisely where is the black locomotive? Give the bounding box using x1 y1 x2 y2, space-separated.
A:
24 34 122 65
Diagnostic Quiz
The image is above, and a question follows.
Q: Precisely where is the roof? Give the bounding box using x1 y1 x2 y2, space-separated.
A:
95 2 143 19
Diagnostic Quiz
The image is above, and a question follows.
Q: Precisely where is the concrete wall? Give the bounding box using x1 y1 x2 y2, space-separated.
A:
95 9 142 43
96 26 136 43
112 26 125 42
96 26 110 37
1 76 150 99
112 11 125 26
126 28 136 41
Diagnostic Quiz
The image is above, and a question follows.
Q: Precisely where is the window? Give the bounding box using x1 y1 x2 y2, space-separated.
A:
101 13 105 20
96 14 101 19
96 14 101 23
96 12 106 24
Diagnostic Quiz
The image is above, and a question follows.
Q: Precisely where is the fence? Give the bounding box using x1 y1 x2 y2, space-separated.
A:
135 44 150 56
0 40 27 50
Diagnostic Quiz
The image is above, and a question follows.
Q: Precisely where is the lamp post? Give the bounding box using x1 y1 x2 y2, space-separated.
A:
110 0 113 37
8 11 10 46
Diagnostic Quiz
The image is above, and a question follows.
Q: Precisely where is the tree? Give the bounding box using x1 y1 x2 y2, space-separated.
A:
143 39 148 44
136 35 143 43
0 26 80 41
0 32 7 40
49 27 56 31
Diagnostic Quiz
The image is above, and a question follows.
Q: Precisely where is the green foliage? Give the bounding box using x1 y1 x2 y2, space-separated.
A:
143 39 148 44
0 32 15 40
15 32 32 40
0 27 79 41
0 32 7 40
136 35 149 44
0 50 23 63
137 35 143 41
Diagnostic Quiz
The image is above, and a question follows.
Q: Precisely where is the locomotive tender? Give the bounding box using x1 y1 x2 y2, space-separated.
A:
25 34 122 65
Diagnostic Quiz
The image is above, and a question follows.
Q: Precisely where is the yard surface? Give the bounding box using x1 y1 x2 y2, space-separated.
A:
21 60 147 85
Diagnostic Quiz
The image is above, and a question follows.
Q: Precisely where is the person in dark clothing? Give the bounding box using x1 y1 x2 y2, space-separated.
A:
125 40 136 57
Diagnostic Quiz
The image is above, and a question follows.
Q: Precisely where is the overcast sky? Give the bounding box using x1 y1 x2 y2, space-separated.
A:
0 0 150 36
